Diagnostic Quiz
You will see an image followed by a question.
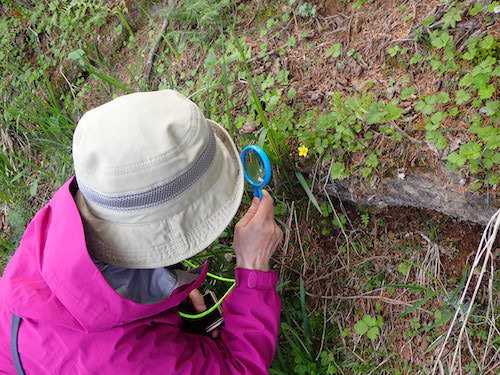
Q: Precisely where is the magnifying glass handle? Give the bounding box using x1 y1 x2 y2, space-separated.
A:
253 186 263 199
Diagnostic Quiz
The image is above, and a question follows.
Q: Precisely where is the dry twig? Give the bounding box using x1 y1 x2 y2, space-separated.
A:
144 0 176 83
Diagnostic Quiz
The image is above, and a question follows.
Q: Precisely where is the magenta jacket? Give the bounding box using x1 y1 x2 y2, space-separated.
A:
0 177 281 374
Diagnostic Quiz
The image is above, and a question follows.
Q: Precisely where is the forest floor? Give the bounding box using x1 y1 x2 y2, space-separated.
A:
0 0 498 374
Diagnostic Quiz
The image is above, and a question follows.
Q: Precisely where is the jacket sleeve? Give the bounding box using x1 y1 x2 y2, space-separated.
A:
174 268 281 375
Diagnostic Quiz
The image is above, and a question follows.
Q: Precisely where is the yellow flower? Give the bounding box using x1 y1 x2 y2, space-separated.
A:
298 145 309 157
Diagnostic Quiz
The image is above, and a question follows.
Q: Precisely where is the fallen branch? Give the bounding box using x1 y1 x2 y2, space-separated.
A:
389 121 423 145
144 0 176 83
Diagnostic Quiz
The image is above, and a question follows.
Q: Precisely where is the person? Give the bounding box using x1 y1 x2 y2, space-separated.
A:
0 90 283 374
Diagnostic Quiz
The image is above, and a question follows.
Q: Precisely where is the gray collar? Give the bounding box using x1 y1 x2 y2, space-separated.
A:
92 257 199 305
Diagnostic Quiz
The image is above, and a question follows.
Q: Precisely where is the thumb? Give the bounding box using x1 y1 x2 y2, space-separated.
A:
254 190 274 221
189 289 207 313
237 197 260 227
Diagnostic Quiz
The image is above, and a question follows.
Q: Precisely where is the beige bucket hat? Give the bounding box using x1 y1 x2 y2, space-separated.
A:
72 90 244 269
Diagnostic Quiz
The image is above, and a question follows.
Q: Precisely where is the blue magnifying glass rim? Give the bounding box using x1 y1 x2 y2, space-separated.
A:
240 145 272 198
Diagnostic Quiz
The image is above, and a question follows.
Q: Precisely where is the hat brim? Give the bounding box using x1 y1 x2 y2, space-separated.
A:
75 120 244 268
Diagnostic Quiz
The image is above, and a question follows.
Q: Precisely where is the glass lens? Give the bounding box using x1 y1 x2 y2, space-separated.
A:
244 150 265 184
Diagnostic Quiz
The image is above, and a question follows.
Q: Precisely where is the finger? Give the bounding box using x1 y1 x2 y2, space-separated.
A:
276 225 284 242
254 190 275 221
237 197 260 227
271 228 283 252
188 289 206 313
211 328 220 339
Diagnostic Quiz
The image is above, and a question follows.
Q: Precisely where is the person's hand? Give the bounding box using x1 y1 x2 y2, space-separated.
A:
233 190 283 272
188 289 220 339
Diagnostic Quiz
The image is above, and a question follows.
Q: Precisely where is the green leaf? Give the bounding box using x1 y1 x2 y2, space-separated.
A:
415 101 435 115
409 52 423 64
299 277 312 348
482 100 499 116
470 125 500 150
376 315 384 327
361 167 372 177
365 103 402 124
472 74 491 89
257 128 270 149
472 98 482 108
430 111 446 125
398 262 410 276
326 43 342 58
365 108 386 124
387 45 400 57
422 15 435 28
261 74 275 91
295 171 323 215
472 57 496 76
459 73 473 87
361 214 370 226
204 49 217 68
455 89 471 105
425 121 439 131
366 153 379 168
385 104 403 120
446 152 466 169
366 326 380 340
430 59 442 70
488 172 500 185
332 214 346 229
469 181 482 190
462 49 476 60
400 86 416 100
481 149 500 169
426 130 448 149
478 84 495 99
400 291 438 317
362 314 377 327
442 6 463 28
67 49 85 62
460 142 482 160
29 179 38 197
487 2 500 13
469 2 483 15
431 31 450 49
287 87 297 100
479 35 495 50
436 91 450 103
354 320 369 335
330 162 349 180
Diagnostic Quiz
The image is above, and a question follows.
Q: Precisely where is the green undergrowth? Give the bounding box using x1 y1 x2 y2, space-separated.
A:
386 1 499 187
0 0 497 373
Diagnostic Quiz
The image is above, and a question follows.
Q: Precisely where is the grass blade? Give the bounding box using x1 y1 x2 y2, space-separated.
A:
295 171 322 215
400 291 438 317
300 277 313 348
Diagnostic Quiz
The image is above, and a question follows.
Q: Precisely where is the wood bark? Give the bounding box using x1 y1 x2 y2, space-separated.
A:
321 168 498 226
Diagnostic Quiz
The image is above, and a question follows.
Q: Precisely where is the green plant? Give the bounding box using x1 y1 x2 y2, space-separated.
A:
296 2 317 18
353 314 384 340
325 43 341 58
158 0 231 39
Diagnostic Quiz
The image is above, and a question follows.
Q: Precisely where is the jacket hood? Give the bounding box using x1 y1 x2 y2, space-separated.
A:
0 177 208 332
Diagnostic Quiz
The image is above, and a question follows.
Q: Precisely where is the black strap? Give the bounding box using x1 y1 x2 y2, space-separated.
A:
10 314 26 375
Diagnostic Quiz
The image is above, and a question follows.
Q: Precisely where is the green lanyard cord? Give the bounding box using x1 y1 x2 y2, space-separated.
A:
179 260 236 319
178 283 235 319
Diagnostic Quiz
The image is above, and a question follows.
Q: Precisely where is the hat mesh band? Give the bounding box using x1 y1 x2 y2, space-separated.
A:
78 126 216 211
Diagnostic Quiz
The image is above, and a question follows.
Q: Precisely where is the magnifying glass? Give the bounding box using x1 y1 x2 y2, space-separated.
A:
240 145 272 199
